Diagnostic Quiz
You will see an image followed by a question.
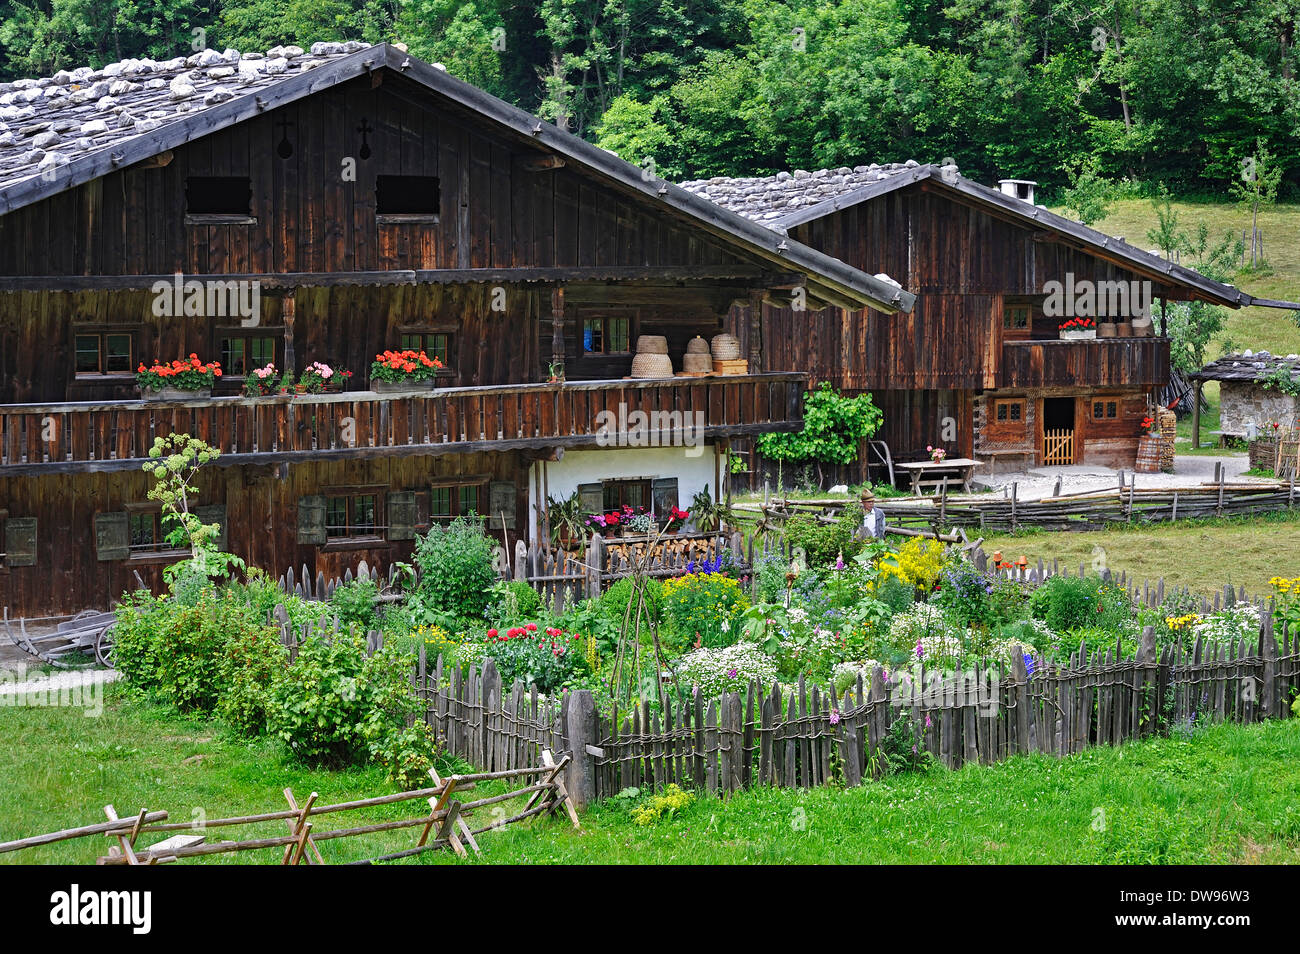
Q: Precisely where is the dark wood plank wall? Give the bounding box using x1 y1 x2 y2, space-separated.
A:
0 75 750 277
0 451 524 617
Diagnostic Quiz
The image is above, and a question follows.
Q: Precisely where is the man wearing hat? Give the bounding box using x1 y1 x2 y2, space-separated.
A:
858 487 886 539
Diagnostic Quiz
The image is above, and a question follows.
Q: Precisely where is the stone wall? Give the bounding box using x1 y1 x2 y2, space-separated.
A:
1219 382 1299 437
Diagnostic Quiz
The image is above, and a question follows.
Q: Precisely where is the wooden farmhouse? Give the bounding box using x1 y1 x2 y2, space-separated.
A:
686 164 1297 480
0 42 914 618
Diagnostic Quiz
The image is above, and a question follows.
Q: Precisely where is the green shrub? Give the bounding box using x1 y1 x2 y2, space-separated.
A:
876 574 915 615
783 502 864 567
329 578 380 632
411 517 498 620
266 632 431 781
217 623 288 735
1028 574 1132 633
486 579 543 623
600 576 663 635
112 590 261 713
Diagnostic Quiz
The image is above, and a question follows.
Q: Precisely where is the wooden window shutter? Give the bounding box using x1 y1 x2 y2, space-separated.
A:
4 517 37 567
488 481 516 530
193 505 228 551
94 512 130 561
297 495 327 545
577 482 604 514
651 477 679 516
387 491 418 541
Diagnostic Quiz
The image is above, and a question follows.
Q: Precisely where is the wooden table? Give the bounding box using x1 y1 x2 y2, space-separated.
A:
896 458 983 495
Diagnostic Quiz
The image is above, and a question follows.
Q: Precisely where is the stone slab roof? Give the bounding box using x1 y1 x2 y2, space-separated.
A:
680 161 919 227
0 41 372 191
1193 351 1300 383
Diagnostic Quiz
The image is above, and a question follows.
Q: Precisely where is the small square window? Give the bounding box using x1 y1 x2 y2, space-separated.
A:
458 485 478 517
400 333 451 368
376 176 440 217
1107 401 1117 418
325 494 381 539
584 317 631 355
430 487 452 520
186 176 252 216
74 331 133 376
996 403 1009 421
221 336 276 376
1003 305 1030 330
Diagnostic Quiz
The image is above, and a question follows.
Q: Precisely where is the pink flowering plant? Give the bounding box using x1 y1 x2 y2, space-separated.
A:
297 361 352 394
926 444 947 463
242 362 282 396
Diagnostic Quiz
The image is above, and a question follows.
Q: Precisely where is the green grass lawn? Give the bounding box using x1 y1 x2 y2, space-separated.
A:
977 511 1300 598
1081 198 1300 357
4 686 1300 865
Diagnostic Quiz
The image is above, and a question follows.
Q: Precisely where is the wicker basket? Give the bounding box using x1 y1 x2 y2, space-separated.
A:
686 336 710 355
635 335 669 355
711 333 741 361
630 353 673 378
682 352 712 374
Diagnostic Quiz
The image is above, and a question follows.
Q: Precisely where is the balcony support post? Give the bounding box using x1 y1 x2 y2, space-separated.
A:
748 288 763 370
550 286 566 380
282 292 296 374
1159 295 1167 338
1191 378 1202 450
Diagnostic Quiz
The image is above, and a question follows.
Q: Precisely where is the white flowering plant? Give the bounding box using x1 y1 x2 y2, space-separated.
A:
674 643 780 699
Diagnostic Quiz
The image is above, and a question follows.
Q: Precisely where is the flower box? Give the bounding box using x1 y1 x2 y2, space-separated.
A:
373 379 435 395
1059 329 1097 341
141 387 211 401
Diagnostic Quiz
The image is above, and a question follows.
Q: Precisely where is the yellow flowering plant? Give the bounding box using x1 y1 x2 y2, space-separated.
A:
661 572 749 651
1270 576 1300 631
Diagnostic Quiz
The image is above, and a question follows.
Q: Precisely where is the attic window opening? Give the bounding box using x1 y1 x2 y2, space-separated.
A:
185 176 255 224
376 176 441 223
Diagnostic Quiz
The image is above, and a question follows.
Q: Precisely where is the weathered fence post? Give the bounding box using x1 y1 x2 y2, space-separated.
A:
1261 613 1278 721
585 534 604 600
563 689 598 810
1138 625 1158 735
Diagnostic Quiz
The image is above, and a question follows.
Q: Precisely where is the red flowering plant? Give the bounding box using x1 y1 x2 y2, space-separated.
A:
1058 317 1096 331
370 349 443 384
480 621 590 693
136 354 222 392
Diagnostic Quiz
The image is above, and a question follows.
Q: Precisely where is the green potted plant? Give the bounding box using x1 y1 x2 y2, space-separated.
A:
370 349 442 393
545 492 587 552
297 361 352 394
242 362 283 397
135 355 221 400
690 486 726 533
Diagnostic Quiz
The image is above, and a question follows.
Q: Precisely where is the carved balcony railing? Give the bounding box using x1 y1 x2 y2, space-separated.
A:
0 373 807 474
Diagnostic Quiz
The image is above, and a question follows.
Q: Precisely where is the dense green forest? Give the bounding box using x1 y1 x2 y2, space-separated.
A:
0 0 1296 196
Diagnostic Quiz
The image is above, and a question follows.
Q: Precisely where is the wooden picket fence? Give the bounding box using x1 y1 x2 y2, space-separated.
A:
277 530 746 613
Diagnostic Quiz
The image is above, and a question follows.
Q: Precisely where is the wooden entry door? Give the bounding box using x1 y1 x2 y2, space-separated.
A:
1041 397 1077 465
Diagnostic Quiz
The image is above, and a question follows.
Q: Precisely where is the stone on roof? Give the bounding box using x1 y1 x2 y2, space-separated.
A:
679 161 920 227
0 42 373 191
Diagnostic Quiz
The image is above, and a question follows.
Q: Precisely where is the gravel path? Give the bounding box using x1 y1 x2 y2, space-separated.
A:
0 666 119 696
972 453 1267 501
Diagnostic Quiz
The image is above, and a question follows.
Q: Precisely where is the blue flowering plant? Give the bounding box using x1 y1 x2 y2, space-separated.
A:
933 561 995 628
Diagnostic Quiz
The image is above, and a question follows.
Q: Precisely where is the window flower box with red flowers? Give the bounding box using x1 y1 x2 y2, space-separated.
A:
1058 317 1097 340
136 355 222 400
370 349 443 393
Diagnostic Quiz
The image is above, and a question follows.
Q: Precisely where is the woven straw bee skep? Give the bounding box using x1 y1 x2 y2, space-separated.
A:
630 353 673 378
635 335 669 355
686 336 710 355
682 352 712 373
711 333 741 361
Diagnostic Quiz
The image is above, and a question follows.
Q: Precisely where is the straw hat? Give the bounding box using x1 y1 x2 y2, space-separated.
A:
859 488 876 505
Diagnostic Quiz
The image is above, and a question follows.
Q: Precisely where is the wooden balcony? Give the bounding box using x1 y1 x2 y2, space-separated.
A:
999 338 1169 389
0 373 806 475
